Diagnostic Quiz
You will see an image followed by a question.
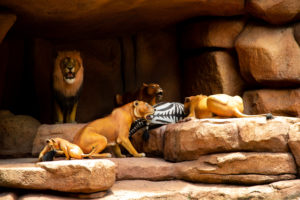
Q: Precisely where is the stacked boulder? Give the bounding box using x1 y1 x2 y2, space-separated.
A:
131 116 300 185
181 0 300 118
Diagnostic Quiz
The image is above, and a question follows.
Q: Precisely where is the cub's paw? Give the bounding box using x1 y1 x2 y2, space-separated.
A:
135 153 146 158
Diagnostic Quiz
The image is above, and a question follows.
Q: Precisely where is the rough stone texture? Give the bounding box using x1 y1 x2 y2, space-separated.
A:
287 122 300 173
109 157 174 181
131 126 166 157
0 13 16 43
110 153 296 185
0 115 40 158
17 180 300 200
183 50 245 97
0 159 116 193
243 89 300 117
165 118 290 161
181 17 246 49
32 123 86 156
176 153 296 185
235 23 300 87
246 0 300 25
131 117 299 162
0 0 245 39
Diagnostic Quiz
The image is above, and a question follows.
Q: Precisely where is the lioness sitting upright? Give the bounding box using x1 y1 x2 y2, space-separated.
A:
115 83 163 106
73 100 154 158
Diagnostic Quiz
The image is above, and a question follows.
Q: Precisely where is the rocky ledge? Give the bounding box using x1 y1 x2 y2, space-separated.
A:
0 158 300 199
2 116 299 199
0 158 115 193
131 116 300 162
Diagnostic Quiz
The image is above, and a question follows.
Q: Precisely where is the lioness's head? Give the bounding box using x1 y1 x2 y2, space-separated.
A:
132 100 155 120
46 138 59 150
56 51 83 84
184 95 207 114
143 83 163 100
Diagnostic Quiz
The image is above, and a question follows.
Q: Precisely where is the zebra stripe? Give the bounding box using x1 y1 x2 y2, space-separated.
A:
129 102 186 138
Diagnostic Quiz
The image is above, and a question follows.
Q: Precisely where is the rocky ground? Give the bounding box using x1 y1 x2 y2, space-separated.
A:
1 116 300 199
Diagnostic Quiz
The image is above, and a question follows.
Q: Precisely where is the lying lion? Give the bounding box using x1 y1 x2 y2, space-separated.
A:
184 94 273 119
73 100 154 158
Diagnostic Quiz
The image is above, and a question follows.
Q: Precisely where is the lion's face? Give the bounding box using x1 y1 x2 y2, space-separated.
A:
60 56 82 84
144 83 163 100
133 100 155 120
46 138 59 150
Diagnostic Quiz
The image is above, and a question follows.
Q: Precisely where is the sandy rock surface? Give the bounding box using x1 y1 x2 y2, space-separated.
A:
0 159 115 193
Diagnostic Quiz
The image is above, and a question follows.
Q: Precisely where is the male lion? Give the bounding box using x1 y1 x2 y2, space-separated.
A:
115 83 163 106
73 100 154 158
53 51 84 123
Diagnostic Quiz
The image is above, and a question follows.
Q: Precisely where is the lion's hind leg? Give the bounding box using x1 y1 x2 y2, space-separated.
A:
82 132 112 158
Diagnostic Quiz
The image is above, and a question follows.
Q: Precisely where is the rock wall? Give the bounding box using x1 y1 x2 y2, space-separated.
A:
181 15 299 117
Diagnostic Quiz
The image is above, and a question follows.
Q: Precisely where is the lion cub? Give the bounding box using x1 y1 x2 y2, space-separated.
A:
38 138 97 161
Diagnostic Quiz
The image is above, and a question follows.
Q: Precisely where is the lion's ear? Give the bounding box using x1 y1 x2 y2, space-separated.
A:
143 83 148 87
46 139 51 144
184 97 191 103
133 100 139 107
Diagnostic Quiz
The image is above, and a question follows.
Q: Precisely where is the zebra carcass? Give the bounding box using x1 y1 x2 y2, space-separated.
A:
129 102 186 141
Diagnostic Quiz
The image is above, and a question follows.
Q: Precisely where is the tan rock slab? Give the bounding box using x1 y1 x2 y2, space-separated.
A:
102 180 300 200
0 159 115 193
11 180 300 200
235 23 300 87
246 0 300 25
109 153 296 185
243 89 300 117
0 13 16 43
165 117 294 161
183 50 245 97
32 123 86 156
0 115 41 157
12 179 300 200
131 117 299 162
181 17 246 49
131 126 165 157
109 157 174 181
